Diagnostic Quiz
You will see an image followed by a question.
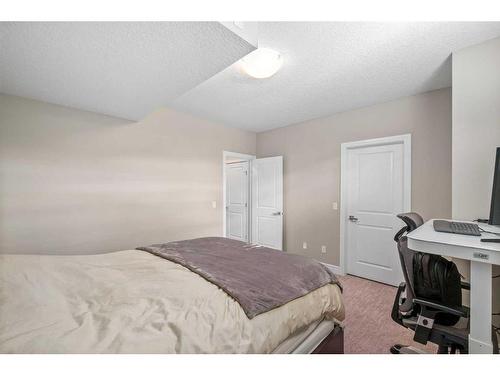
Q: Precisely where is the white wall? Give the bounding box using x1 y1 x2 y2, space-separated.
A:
452 36 500 340
452 37 500 220
0 95 256 255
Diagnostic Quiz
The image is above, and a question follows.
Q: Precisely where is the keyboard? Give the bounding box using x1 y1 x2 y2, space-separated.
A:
433 220 481 236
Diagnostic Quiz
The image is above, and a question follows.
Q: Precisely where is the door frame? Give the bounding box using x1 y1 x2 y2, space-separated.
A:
339 134 411 275
222 151 256 240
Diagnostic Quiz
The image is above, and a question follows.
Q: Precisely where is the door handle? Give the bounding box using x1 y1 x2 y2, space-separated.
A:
348 215 358 222
272 211 282 216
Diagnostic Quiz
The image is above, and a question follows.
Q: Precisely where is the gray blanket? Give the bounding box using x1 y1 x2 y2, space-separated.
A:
137 237 340 319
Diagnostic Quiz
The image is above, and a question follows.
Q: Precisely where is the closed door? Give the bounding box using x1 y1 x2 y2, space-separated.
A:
225 162 249 242
252 156 283 250
346 143 406 286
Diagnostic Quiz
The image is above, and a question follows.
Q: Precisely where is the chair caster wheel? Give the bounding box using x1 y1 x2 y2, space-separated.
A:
391 344 428 354
390 344 405 354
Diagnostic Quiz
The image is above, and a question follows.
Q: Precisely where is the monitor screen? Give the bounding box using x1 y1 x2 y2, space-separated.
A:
489 147 500 225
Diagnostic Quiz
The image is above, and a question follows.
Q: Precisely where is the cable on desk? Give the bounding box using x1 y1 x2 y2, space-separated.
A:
479 228 500 236
474 219 490 223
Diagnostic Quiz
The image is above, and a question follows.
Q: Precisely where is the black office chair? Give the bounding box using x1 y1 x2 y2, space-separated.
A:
390 212 499 354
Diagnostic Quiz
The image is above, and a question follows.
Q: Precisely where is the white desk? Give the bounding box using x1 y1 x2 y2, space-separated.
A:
407 219 500 354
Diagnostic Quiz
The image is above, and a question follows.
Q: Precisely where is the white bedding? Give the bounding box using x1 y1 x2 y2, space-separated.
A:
0 250 344 353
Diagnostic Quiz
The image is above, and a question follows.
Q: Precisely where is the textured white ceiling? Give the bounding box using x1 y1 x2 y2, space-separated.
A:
0 22 254 120
2 22 500 132
172 22 500 132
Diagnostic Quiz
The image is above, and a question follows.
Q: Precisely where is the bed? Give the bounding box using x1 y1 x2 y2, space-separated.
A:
0 237 344 354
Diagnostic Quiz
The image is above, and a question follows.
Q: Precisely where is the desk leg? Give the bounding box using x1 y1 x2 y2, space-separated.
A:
469 261 493 354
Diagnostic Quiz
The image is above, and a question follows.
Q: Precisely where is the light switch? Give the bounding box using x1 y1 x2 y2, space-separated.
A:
321 245 327 254
302 242 308 250
332 202 338 210
211 201 217 209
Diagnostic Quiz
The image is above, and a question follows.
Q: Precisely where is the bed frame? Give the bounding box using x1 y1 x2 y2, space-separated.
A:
312 326 344 354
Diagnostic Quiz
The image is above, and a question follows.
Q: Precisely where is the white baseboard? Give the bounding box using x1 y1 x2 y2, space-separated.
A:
321 262 345 276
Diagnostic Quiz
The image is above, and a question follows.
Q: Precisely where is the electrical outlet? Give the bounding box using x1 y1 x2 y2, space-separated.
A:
302 242 307 250
332 202 338 210
321 245 327 254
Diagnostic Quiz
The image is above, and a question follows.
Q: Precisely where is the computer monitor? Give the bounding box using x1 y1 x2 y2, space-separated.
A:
489 147 500 225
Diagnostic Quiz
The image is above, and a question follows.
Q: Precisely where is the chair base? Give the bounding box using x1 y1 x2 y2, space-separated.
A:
391 343 468 354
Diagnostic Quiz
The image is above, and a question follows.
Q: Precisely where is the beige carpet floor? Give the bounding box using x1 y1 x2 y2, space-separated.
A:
338 274 437 354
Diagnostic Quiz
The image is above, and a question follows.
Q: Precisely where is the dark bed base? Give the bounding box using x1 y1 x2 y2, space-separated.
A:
311 325 344 354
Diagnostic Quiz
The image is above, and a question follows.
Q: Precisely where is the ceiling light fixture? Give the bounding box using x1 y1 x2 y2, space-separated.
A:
241 48 283 79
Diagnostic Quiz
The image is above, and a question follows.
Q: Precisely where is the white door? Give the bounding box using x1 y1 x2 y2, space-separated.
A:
345 143 407 286
252 156 283 250
225 162 249 242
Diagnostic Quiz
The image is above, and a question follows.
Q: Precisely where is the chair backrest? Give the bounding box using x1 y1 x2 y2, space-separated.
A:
394 212 424 314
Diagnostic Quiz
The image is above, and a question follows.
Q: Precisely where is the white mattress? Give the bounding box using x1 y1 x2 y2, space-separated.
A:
0 250 345 353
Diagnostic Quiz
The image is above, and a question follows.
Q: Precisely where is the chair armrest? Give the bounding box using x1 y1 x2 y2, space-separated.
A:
413 298 468 318
461 281 470 290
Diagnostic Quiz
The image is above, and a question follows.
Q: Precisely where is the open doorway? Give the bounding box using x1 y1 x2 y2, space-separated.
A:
222 151 284 250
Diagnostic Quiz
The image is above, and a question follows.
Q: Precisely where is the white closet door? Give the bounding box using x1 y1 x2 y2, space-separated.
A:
225 162 249 242
252 156 283 250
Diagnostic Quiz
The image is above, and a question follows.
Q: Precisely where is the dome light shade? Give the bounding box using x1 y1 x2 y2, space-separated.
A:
241 48 283 79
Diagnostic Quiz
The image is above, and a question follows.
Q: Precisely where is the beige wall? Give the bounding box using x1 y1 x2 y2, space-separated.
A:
257 88 452 266
0 94 256 255
0 89 453 264
452 36 500 336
